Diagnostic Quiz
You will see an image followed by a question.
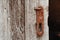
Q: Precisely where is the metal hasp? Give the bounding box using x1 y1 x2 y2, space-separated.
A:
34 6 44 37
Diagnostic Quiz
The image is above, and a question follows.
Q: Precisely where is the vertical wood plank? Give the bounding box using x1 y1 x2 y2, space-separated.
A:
25 0 38 40
0 0 11 40
9 0 25 40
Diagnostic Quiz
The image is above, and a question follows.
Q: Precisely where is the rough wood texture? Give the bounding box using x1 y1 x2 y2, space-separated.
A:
9 0 25 40
0 0 48 40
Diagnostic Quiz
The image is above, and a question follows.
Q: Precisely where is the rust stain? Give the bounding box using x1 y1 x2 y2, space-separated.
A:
35 6 44 37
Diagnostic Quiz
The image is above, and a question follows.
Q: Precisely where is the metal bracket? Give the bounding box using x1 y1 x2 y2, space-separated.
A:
34 6 44 37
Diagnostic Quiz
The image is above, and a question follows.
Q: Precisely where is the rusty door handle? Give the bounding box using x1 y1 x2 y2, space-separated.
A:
34 6 44 37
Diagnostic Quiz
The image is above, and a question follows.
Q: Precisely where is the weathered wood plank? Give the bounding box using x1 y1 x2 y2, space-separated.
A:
25 0 38 40
9 0 25 40
0 0 11 40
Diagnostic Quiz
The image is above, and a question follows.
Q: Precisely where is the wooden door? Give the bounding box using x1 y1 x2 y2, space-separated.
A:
0 0 48 40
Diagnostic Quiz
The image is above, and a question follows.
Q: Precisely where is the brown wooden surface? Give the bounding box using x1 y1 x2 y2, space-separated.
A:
9 0 25 40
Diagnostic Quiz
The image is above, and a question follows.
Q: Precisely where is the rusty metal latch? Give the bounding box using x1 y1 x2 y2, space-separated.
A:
34 6 44 37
